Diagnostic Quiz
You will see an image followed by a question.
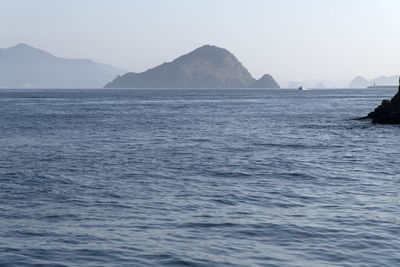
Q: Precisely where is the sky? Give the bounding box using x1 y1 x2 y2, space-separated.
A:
2 0 400 84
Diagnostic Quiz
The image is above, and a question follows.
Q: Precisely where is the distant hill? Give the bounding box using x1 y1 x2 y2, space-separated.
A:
348 76 370 88
287 79 349 89
348 75 398 88
0 43 125 88
104 45 279 89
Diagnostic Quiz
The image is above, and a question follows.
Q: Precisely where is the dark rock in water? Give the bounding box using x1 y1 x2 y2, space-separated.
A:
367 79 400 123
104 45 280 89
249 74 280 88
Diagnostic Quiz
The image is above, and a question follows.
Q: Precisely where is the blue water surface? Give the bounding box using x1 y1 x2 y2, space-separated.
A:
0 88 399 266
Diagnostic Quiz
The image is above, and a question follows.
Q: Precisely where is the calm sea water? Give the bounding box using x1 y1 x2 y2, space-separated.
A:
1 88 399 267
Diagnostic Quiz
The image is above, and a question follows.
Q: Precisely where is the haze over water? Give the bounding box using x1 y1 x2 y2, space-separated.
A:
1 88 399 266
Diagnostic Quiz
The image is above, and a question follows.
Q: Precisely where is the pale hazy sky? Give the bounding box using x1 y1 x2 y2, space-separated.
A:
2 0 400 84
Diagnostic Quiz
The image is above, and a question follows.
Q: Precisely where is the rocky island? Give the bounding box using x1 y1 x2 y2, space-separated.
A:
367 78 400 123
104 45 280 89
249 74 280 88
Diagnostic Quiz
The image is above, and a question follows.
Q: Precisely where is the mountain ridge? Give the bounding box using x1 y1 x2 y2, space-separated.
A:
0 43 125 88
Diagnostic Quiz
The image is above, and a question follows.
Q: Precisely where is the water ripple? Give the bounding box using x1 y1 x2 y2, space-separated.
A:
1 89 400 266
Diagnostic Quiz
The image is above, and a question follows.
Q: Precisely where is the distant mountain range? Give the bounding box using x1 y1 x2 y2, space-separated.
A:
104 45 280 89
348 75 399 88
286 75 400 89
0 43 125 88
287 79 349 89
2 43 396 90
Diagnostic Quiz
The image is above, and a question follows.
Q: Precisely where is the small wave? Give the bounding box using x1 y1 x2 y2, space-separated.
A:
252 142 339 150
207 170 252 178
179 222 238 229
212 199 237 205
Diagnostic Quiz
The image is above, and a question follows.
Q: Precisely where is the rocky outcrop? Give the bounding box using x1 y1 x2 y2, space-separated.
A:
367 80 400 123
249 74 280 88
104 45 280 89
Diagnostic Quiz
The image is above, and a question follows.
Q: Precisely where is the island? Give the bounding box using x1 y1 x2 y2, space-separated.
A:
104 45 280 89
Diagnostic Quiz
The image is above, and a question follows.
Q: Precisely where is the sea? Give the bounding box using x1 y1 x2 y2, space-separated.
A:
0 88 399 267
